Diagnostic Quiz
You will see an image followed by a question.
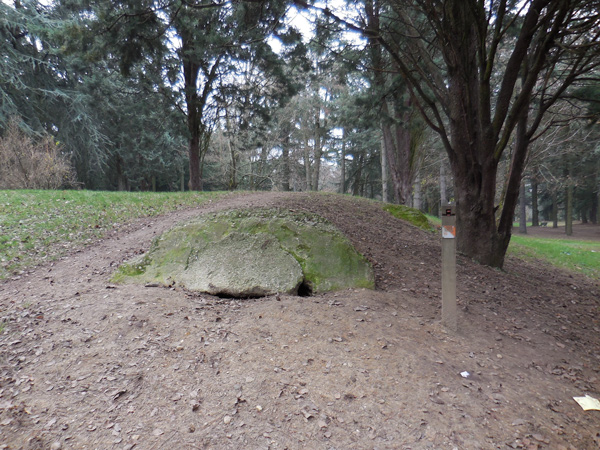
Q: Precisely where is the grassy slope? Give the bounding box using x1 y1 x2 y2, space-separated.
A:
383 204 434 232
426 214 599 278
508 235 600 279
1 191 597 280
0 190 221 279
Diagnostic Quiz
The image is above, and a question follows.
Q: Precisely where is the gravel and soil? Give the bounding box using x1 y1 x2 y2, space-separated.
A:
1 191 599 450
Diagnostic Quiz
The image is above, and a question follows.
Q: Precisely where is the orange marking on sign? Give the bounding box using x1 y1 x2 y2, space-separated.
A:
442 225 456 239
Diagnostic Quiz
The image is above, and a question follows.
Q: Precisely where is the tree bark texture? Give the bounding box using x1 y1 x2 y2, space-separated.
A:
366 0 418 205
519 181 527 234
303 136 312 190
312 111 322 191
566 183 573 236
340 128 347 194
444 8 508 266
413 174 422 210
531 176 539 226
281 136 291 192
115 155 128 191
439 163 447 205
180 162 185 192
380 95 420 206
227 137 238 191
352 153 364 196
388 128 411 205
180 29 222 191
552 191 559 228
183 55 202 191
380 133 387 202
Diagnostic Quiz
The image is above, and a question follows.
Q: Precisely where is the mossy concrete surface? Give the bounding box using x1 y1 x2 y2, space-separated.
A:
382 204 434 232
113 208 374 297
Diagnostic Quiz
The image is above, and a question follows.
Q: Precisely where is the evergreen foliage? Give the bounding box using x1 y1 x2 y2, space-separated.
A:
0 0 598 270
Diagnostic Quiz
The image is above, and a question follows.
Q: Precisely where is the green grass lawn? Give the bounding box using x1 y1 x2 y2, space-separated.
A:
1 191 598 281
0 189 222 279
508 235 600 279
428 214 599 278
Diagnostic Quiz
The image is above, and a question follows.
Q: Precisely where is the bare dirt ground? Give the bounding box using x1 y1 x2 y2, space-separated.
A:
1 192 599 450
519 222 600 242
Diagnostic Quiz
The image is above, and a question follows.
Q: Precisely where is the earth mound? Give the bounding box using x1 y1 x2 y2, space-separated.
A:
1 192 599 449
113 208 374 297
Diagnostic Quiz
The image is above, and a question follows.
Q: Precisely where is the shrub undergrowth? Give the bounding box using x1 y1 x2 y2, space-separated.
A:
0 118 77 189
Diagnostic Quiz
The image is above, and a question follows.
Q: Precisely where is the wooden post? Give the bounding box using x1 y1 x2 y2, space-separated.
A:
441 203 457 331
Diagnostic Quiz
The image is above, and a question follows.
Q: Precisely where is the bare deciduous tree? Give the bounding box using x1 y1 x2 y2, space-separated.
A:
0 119 76 189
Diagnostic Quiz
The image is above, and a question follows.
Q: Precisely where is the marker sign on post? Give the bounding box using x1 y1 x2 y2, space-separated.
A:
441 203 457 331
442 225 456 239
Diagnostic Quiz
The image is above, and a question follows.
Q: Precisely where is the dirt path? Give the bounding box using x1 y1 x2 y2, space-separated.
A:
1 192 599 450
518 222 600 241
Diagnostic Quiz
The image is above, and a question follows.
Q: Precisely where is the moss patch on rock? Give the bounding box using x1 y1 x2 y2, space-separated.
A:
113 208 374 297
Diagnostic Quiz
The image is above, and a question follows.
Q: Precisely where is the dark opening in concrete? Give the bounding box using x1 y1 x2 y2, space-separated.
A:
297 280 313 297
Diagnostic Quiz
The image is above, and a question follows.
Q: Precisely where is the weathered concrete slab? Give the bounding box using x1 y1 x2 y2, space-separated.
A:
113 208 374 297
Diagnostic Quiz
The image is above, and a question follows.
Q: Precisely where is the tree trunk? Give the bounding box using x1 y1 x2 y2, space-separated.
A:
352 153 364 196
229 138 238 191
188 133 201 191
449 103 529 267
452 157 507 267
494 69 531 264
189 133 202 191
566 183 573 236
413 174 422 210
340 129 346 194
281 140 291 192
257 145 269 190
380 133 388 202
117 175 128 191
447 75 512 267
591 193 598 224
312 112 322 191
188 125 211 192
303 136 312 190
183 55 203 191
531 176 539 226
222 115 237 191
440 162 447 205
180 161 185 192
449 57 531 267
552 191 559 228
381 98 416 205
180 34 221 191
519 181 527 234
115 155 128 191
366 3 417 206
249 153 255 190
